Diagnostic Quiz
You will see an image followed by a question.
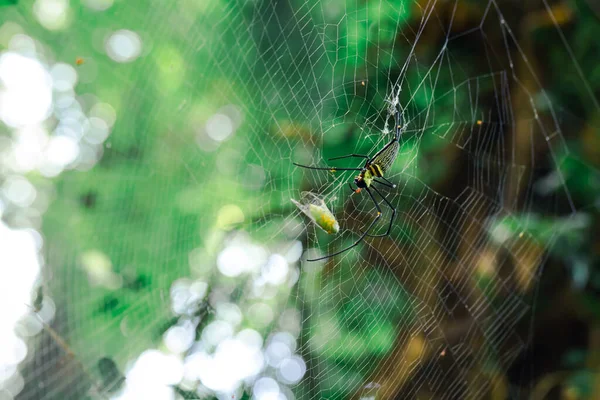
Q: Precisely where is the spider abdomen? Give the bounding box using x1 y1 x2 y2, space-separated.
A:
367 163 384 177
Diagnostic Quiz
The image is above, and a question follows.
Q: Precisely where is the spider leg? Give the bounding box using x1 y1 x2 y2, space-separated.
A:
363 185 385 238
328 154 370 162
293 162 362 172
365 183 396 238
348 182 360 194
306 207 382 262
373 178 396 189
381 176 397 188
364 186 382 216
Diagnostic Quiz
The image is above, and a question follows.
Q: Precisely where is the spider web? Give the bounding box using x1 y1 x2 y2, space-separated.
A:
3 0 596 399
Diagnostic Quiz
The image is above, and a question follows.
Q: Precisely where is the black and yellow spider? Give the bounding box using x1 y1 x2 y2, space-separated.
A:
294 100 404 261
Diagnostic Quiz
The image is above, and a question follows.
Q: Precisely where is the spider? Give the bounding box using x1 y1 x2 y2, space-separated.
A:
294 98 404 261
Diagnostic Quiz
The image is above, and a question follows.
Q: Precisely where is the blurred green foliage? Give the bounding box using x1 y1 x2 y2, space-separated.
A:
0 0 598 399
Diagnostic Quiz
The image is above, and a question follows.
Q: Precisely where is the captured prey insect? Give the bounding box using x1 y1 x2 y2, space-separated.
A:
291 191 340 235
293 96 405 261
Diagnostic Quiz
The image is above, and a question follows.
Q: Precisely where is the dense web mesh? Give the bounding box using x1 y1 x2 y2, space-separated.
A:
2 0 596 399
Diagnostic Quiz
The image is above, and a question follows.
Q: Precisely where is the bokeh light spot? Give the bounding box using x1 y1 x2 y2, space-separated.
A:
50 63 78 91
118 350 182 399
79 249 121 289
277 356 306 385
46 135 79 168
106 30 142 63
216 303 243 326
202 320 234 347
0 52 52 128
253 377 280 400
193 338 264 392
89 102 117 127
164 321 195 354
216 204 245 230
206 113 233 142
33 0 70 30
262 254 289 285
2 176 36 207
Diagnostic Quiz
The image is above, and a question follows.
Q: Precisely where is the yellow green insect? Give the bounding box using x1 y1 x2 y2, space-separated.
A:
291 192 340 234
